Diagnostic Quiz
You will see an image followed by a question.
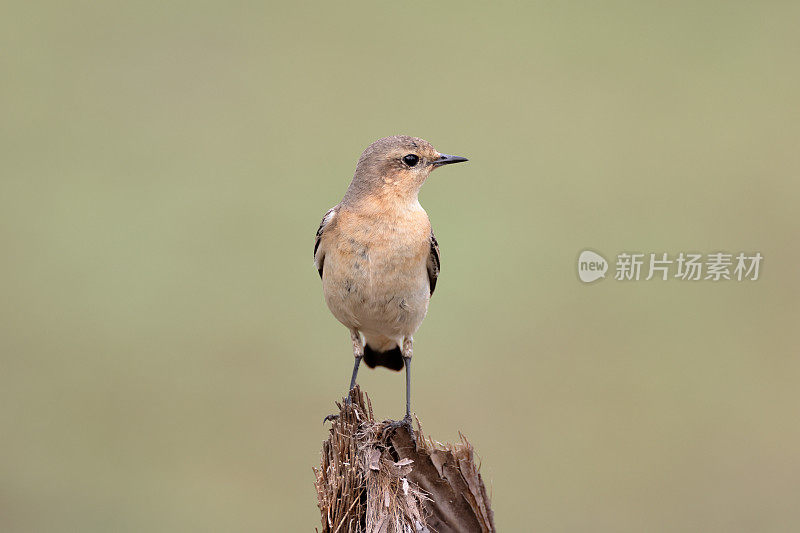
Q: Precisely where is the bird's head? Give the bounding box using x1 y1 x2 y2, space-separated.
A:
344 136 468 205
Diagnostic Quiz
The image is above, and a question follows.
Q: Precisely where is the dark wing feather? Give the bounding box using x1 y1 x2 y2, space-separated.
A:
314 207 336 279
427 230 440 296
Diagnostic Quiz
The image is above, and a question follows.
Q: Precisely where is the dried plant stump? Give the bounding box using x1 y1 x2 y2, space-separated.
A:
314 386 495 532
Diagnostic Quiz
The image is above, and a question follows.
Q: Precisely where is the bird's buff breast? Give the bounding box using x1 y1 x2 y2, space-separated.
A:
322 213 430 339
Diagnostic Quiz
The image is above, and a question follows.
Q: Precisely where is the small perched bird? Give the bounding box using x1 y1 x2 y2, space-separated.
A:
314 136 468 420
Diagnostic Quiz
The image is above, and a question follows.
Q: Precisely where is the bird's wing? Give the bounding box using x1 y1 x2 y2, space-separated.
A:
427 229 440 296
314 207 337 278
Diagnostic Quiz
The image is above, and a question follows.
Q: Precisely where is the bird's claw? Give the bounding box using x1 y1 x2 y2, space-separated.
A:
323 391 357 424
383 414 414 435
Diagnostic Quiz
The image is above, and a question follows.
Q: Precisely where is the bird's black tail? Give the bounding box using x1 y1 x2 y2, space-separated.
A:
363 345 404 371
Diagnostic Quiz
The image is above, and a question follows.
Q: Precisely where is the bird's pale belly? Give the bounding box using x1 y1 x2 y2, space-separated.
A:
322 243 430 342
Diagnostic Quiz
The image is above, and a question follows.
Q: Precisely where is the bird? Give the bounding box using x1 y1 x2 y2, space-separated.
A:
314 135 468 421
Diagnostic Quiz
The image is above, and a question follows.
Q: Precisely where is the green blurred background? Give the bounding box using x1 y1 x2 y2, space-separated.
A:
2 2 799 531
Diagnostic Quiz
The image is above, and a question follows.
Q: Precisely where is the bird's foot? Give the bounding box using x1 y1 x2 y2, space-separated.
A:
383 414 414 435
323 388 359 424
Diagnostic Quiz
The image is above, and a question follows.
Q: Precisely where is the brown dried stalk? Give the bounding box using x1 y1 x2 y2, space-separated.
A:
314 386 495 533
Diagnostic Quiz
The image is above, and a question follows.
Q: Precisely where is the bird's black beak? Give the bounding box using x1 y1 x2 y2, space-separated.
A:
432 153 469 167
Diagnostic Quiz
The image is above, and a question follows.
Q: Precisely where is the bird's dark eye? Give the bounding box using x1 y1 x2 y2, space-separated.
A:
402 154 419 167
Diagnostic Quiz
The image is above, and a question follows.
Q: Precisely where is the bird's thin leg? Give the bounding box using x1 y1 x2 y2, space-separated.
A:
401 337 413 421
323 329 364 423
348 329 364 393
